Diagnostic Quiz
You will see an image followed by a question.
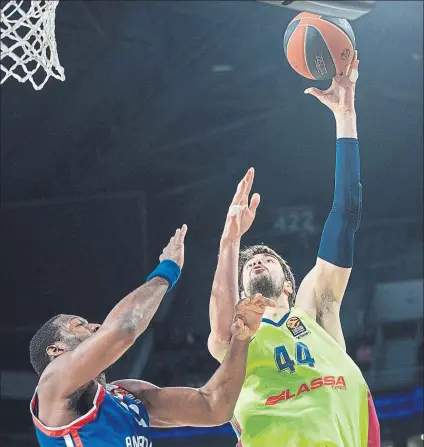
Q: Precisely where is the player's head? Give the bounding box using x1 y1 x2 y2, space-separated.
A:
29 314 100 376
239 245 296 306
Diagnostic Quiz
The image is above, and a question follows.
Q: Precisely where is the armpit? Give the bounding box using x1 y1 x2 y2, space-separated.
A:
315 288 337 327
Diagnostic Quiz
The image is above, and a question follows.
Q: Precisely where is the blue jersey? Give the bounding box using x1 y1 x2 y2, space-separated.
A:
31 383 152 447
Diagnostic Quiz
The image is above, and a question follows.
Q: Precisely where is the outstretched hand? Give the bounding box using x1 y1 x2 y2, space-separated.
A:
231 294 276 340
222 168 260 242
304 51 359 115
159 225 187 269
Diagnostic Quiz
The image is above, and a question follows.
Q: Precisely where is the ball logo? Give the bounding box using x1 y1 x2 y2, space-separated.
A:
286 317 310 338
341 48 351 61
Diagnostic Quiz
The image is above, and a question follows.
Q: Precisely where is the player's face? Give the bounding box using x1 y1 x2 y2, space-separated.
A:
47 316 106 383
242 254 285 299
59 315 101 346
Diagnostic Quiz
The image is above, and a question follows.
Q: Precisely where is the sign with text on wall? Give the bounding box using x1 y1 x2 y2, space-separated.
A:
273 206 317 236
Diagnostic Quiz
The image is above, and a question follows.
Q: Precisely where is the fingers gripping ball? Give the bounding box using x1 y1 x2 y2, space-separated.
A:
284 12 356 80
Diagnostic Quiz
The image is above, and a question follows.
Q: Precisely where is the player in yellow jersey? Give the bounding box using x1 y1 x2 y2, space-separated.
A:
208 52 380 447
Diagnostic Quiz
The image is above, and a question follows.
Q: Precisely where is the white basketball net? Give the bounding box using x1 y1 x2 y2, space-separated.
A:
1 0 65 90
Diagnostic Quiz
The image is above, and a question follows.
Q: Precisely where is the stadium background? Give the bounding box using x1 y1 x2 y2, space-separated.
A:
0 1 422 446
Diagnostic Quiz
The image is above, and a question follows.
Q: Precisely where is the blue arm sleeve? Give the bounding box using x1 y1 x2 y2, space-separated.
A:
317 138 362 268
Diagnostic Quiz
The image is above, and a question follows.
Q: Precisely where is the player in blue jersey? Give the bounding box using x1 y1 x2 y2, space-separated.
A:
29 224 275 447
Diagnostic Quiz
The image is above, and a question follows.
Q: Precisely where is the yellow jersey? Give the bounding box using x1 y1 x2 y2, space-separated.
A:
232 306 378 447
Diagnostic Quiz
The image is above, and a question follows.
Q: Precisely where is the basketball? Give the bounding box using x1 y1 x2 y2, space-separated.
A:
284 12 356 80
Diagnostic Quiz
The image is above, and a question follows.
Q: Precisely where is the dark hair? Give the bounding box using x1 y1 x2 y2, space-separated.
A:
238 244 296 307
29 315 62 376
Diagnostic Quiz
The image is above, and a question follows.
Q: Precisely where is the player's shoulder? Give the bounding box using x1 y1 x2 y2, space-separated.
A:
110 379 158 392
107 381 151 426
109 379 158 404
32 380 104 430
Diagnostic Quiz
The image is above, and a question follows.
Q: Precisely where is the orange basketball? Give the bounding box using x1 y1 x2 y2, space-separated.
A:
283 12 356 80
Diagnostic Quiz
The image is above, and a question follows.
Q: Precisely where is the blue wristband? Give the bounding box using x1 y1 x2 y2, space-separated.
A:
146 260 181 292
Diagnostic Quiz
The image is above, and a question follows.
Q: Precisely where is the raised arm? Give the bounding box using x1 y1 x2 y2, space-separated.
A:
39 226 187 398
208 169 260 361
296 52 362 348
115 295 275 427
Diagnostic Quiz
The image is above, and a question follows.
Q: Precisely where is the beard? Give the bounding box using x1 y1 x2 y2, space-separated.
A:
64 335 109 384
247 274 284 299
96 371 108 387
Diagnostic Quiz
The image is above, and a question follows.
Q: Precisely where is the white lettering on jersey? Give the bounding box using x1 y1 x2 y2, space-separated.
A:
125 436 151 447
119 401 148 427
129 404 148 427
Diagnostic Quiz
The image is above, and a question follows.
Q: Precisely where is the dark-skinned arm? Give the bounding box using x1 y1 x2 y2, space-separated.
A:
116 336 249 427
115 294 275 427
38 226 187 399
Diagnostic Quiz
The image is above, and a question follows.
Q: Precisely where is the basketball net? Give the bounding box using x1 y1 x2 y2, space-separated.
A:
1 0 65 90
